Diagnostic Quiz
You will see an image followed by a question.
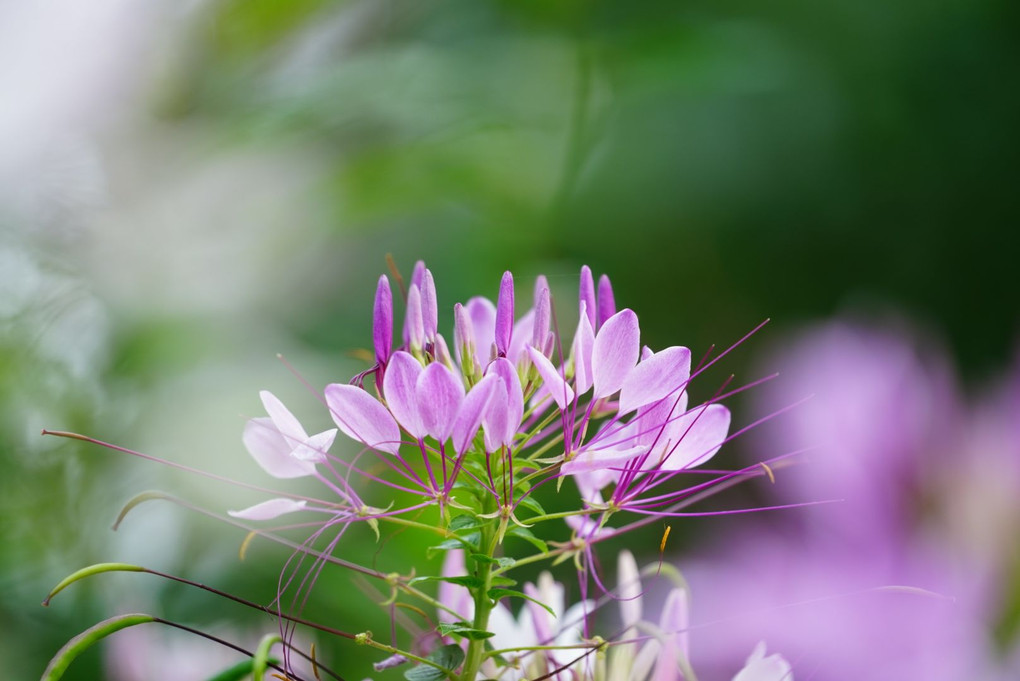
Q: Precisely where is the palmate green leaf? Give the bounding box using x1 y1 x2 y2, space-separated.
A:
487 588 556 618
436 621 495 640
403 643 465 681
42 614 156 680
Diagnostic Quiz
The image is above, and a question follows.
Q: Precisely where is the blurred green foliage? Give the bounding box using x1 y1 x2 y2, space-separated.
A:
5 0 1018 678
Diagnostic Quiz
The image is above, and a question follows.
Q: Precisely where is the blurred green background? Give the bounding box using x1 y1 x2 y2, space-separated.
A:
1 0 1017 678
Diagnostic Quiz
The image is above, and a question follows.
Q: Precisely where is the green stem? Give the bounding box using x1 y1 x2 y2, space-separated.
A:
459 499 499 680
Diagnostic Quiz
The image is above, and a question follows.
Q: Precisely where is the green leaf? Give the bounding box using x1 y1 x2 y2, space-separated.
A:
469 554 516 570
448 515 483 532
487 588 556 617
436 622 495 640
515 494 546 517
427 532 481 557
251 633 282 680
43 563 146 605
204 658 279 681
408 574 484 589
42 614 156 680
489 575 518 588
504 525 548 553
403 643 466 681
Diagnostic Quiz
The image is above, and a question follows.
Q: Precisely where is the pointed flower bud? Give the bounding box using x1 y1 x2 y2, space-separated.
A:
454 302 478 375
579 265 596 329
402 260 427 346
597 273 616 330
421 268 438 344
405 284 425 353
532 282 551 356
495 271 514 358
373 275 393 365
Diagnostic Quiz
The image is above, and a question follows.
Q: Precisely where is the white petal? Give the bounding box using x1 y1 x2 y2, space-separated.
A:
260 390 309 443
242 417 316 479
228 498 307 520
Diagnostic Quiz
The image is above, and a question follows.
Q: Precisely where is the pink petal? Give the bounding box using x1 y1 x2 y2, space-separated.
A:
373 274 393 364
228 498 307 520
324 383 402 455
526 345 574 410
383 351 424 438
571 302 596 395
417 362 465 442
242 417 317 479
591 308 640 399
259 390 308 444
495 271 515 357
633 392 690 447
579 265 596 329
452 373 499 454
597 273 616 329
618 346 692 415
656 404 731 471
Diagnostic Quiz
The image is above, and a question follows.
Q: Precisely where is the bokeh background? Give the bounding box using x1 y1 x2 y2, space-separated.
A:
2 0 1018 679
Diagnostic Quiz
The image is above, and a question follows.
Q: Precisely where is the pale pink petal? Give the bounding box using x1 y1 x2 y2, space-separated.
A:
507 309 535 364
383 351 425 438
324 383 402 455
466 296 497 357
242 417 316 479
228 498 307 520
633 392 690 447
731 642 793 681
290 428 336 463
656 404 731 471
487 357 524 443
526 345 575 410
452 373 499 454
439 550 474 623
406 284 425 350
592 308 640 399
617 550 643 630
259 390 308 444
482 380 510 452
561 445 647 476
651 588 689 681
571 302 596 395
417 362 465 442
618 346 691 415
